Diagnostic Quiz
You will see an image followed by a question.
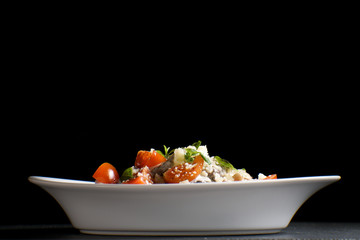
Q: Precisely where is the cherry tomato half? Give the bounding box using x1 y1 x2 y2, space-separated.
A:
135 150 167 168
93 162 120 184
122 166 153 184
163 155 204 183
264 174 277 180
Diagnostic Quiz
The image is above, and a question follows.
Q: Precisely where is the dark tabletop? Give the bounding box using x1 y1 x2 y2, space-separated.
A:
0 222 359 240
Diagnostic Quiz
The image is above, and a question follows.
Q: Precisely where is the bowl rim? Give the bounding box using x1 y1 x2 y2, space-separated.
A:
29 175 341 190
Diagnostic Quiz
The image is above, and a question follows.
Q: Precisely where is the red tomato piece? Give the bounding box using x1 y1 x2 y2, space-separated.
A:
135 150 167 168
264 174 277 180
93 162 120 184
123 166 153 184
163 155 204 183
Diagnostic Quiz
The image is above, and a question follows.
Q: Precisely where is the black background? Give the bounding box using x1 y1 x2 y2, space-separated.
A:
2 6 359 227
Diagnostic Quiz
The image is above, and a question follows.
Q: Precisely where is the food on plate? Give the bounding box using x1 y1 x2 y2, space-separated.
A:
122 166 153 184
93 162 120 184
92 141 277 184
163 155 204 183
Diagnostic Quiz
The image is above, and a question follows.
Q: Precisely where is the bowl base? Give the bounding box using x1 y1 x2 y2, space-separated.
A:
80 228 282 236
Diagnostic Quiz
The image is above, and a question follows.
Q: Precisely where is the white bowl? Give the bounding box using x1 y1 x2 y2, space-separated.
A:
29 175 340 236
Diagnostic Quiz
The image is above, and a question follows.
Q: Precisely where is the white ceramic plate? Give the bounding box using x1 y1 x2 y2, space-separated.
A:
29 175 340 236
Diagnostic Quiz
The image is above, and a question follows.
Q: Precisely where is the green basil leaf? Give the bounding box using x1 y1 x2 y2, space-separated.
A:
214 156 236 170
156 150 165 158
120 167 133 181
184 148 211 165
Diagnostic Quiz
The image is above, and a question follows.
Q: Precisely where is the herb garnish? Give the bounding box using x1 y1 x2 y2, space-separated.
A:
156 145 174 158
184 141 211 164
184 148 199 163
120 167 133 181
157 141 211 165
192 140 202 149
214 156 236 171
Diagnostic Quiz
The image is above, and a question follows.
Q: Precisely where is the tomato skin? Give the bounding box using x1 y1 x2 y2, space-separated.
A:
264 174 277 180
163 155 204 183
93 162 120 184
123 166 153 184
123 176 147 184
135 151 152 168
135 150 167 168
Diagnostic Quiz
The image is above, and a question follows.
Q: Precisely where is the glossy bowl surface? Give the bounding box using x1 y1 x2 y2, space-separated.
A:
29 175 340 236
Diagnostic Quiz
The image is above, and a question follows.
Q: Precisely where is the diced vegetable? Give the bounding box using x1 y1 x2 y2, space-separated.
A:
135 150 167 168
264 174 277 180
163 155 204 183
93 162 120 184
92 141 278 185
123 166 153 184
